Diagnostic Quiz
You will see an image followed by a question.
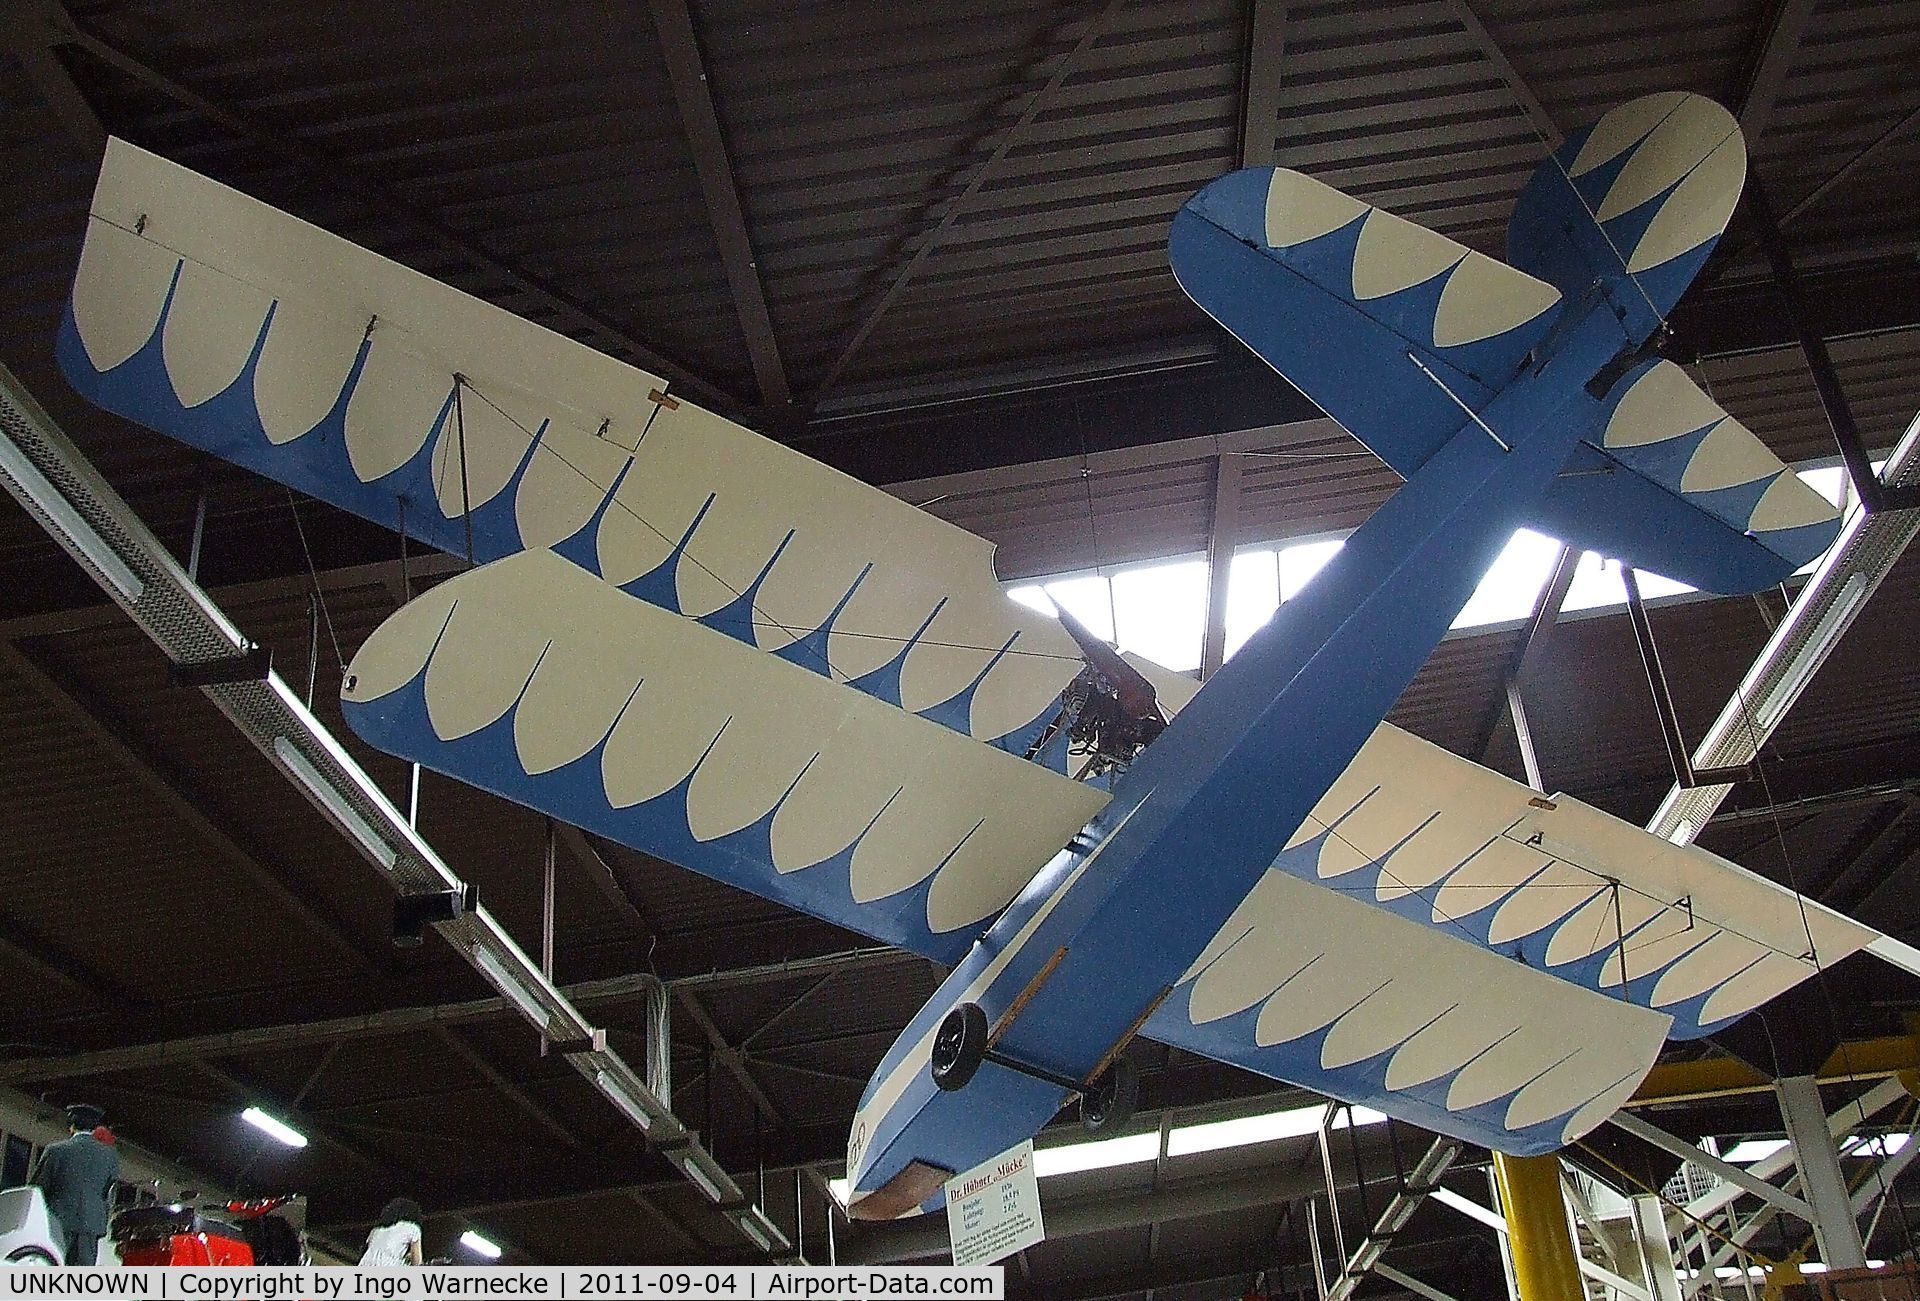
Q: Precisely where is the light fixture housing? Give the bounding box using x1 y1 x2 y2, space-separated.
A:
240 1106 308 1148
0 434 146 602
473 947 551 1030
591 1069 656 1133
273 736 397 869
458 1230 502 1260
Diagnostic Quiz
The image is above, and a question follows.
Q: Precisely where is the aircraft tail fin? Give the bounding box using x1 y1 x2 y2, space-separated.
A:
1507 92 1746 343
1526 358 1843 593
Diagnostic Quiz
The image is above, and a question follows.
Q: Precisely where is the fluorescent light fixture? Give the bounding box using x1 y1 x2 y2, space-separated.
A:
1168 1103 1328 1157
0 436 146 603
240 1106 308 1148
1330 1105 1388 1130
1800 1262 1828 1273
1721 1138 1789 1163
828 1177 849 1206
1033 1132 1158 1177
458 1230 502 1260
680 1152 729 1204
472 947 550 1028
735 1215 772 1252
592 1069 655 1133
273 736 397 869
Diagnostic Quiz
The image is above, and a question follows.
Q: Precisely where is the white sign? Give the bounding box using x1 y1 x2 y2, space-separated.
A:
945 1139 1045 1267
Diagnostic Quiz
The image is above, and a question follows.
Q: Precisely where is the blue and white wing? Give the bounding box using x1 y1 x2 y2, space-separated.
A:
342 550 1110 964
1145 867 1671 1155
1146 722 1878 1153
59 138 1089 753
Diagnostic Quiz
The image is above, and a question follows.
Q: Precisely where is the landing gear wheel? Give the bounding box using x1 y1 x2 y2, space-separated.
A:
931 1002 989 1091
1079 1057 1138 1134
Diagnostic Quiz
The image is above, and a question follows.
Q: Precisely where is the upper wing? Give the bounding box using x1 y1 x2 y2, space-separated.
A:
343 549 1108 964
1146 720 1878 1155
1263 723 1875 1038
1146 866 1671 1155
1168 165 1563 474
59 138 1085 751
1529 359 1843 592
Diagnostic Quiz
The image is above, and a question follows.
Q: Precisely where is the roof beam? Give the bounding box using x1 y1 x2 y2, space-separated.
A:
1238 0 1287 167
0 638 383 974
432 1024 584 1153
1472 542 1576 771
41 2 743 416
1736 0 1817 143
0 949 910 1087
2 0 105 157
811 0 1130 402
556 824 664 952
645 0 790 409
0 973 659 1084
1199 450 1244 678
1445 0 1562 149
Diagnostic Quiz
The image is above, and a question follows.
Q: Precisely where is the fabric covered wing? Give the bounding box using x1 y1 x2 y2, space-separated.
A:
1169 166 1562 475
341 549 1109 965
59 138 1086 751
1264 724 1874 1038
1145 867 1673 1155
1531 359 1843 592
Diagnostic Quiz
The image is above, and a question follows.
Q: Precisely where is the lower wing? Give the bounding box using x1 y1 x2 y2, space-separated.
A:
342 549 1107 965
1146 867 1671 1155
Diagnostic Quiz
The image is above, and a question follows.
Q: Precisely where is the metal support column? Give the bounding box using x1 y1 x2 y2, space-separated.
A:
1630 1195 1684 1301
1752 183 1920 515
1491 1153 1584 1301
1776 1075 1867 1269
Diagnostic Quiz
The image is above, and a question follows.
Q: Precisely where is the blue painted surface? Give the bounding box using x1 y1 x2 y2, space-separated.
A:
848 282 1652 1201
339 591 993 969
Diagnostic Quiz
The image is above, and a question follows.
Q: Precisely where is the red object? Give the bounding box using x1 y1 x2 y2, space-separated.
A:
92 1126 115 1145
117 1228 253 1267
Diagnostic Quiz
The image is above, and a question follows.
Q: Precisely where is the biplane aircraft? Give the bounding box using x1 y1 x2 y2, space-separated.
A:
60 91 1879 1220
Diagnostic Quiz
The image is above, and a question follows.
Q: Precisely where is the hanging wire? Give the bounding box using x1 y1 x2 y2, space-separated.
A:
454 379 1085 681
285 489 346 673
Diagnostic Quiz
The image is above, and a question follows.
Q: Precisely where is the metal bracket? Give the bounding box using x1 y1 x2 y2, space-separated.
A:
391 883 477 948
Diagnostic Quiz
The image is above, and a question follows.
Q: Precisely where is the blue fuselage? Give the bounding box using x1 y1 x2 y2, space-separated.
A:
845 289 1639 1218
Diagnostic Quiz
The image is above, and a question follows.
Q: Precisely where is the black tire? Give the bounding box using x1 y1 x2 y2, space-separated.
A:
930 1002 990 1091
1079 1056 1139 1134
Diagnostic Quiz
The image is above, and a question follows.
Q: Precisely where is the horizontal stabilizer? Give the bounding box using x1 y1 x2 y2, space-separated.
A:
1532 359 1843 591
1171 167 1562 475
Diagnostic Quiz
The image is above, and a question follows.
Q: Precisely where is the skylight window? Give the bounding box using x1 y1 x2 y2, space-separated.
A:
1112 560 1208 673
1721 1138 1789 1163
1167 1102 1330 1156
1279 538 1343 601
1451 528 1563 629
1005 458 1859 669
1225 549 1280 660
1033 1131 1160 1176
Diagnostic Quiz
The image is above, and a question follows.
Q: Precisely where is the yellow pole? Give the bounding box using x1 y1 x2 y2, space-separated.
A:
1491 1152 1585 1301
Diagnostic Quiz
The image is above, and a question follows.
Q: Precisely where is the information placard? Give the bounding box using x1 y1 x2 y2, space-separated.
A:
944 1140 1044 1267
